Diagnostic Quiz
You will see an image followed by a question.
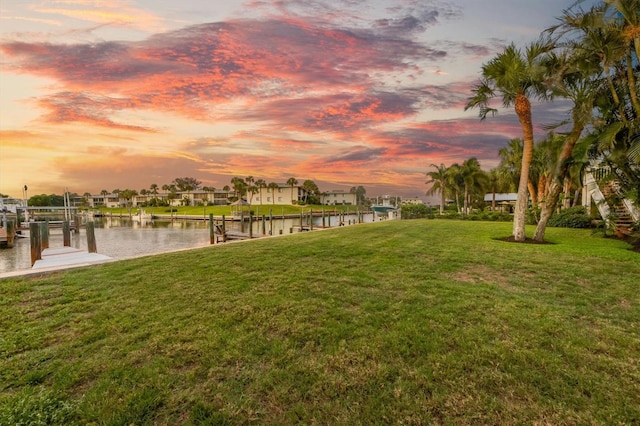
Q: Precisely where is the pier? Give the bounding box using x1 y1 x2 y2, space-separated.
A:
32 246 112 270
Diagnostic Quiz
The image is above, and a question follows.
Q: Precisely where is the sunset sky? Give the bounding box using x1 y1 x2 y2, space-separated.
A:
0 0 589 201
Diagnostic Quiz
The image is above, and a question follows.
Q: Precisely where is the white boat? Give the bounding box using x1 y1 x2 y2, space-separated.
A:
132 209 153 221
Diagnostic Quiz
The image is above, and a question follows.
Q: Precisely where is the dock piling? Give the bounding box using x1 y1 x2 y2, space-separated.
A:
30 222 42 266
63 220 71 246
222 216 227 242
6 220 15 248
209 214 215 245
41 221 50 250
86 221 97 253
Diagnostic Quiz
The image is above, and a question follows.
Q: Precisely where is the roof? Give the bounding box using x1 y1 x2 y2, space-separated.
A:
484 193 518 202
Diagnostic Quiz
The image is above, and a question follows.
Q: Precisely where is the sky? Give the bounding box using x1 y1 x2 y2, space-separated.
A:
0 0 588 201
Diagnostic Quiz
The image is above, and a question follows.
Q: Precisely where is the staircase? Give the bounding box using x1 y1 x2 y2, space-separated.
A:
584 170 639 235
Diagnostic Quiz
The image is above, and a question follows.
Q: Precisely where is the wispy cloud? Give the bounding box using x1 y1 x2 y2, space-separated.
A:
2 0 553 197
31 0 164 31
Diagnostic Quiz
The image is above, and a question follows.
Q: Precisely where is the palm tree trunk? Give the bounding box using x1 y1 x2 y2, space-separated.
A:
533 180 561 241
563 177 571 209
463 185 469 216
513 94 534 241
626 52 640 117
528 181 538 207
440 190 445 215
532 123 584 241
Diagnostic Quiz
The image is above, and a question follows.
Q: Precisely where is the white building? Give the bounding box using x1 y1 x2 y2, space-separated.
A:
320 190 357 205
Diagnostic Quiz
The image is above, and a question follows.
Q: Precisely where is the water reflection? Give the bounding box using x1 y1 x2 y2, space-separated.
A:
0 213 375 274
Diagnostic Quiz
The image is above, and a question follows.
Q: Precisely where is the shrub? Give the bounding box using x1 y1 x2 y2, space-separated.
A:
400 204 434 219
548 206 592 228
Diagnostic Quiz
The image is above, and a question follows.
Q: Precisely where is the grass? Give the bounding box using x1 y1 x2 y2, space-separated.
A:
1 220 638 424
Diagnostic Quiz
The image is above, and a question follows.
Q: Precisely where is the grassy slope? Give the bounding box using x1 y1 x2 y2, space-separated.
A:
1 220 638 425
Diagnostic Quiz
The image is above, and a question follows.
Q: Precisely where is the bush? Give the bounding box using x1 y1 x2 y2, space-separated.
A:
548 206 592 228
400 204 434 219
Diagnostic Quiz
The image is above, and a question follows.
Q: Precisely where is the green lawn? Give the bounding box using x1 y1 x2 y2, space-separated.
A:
1 220 638 424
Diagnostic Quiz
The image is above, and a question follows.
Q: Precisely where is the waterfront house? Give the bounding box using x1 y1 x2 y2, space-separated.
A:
320 190 357 205
400 197 424 205
253 184 309 205
483 193 517 212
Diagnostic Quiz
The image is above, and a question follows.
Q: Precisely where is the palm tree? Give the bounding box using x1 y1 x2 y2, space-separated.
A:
268 182 279 205
247 185 258 204
426 164 449 215
446 163 463 213
457 158 487 215
254 179 266 204
466 39 552 241
487 168 513 211
286 177 298 204
532 1 638 241
302 180 319 204
230 177 246 202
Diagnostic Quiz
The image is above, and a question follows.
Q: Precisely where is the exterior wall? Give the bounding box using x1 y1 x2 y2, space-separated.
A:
254 185 306 205
401 197 423 205
320 191 357 205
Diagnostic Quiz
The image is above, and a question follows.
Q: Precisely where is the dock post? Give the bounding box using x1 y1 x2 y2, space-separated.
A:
322 209 325 228
86 221 97 253
240 210 245 233
30 222 42 266
248 212 253 238
269 209 273 235
41 220 50 250
309 211 313 230
299 211 303 231
209 214 215 244
63 220 71 247
74 213 81 234
222 215 227 242
6 220 15 248
261 215 266 235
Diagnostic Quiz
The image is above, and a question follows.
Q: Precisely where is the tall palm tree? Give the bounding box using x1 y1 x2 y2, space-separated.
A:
247 185 258 204
487 168 513 211
458 158 488 215
254 179 266 204
230 177 246 201
466 40 552 241
447 163 464 213
426 164 449 215
268 182 279 205
533 57 598 240
286 177 298 204
533 0 639 240
149 183 159 205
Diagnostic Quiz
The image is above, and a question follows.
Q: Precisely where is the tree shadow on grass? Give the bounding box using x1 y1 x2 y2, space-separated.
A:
493 236 554 244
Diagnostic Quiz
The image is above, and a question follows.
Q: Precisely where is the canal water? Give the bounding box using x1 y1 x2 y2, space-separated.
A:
0 213 376 274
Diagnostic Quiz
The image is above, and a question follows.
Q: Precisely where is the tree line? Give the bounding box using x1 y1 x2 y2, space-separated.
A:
442 0 638 243
17 176 368 207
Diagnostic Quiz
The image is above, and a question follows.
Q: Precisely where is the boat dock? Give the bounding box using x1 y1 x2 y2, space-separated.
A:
32 246 112 270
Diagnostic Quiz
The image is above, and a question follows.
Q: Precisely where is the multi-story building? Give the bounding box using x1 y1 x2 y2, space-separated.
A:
320 190 357 205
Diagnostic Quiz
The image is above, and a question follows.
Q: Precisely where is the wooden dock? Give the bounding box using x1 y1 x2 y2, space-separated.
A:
32 247 112 270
